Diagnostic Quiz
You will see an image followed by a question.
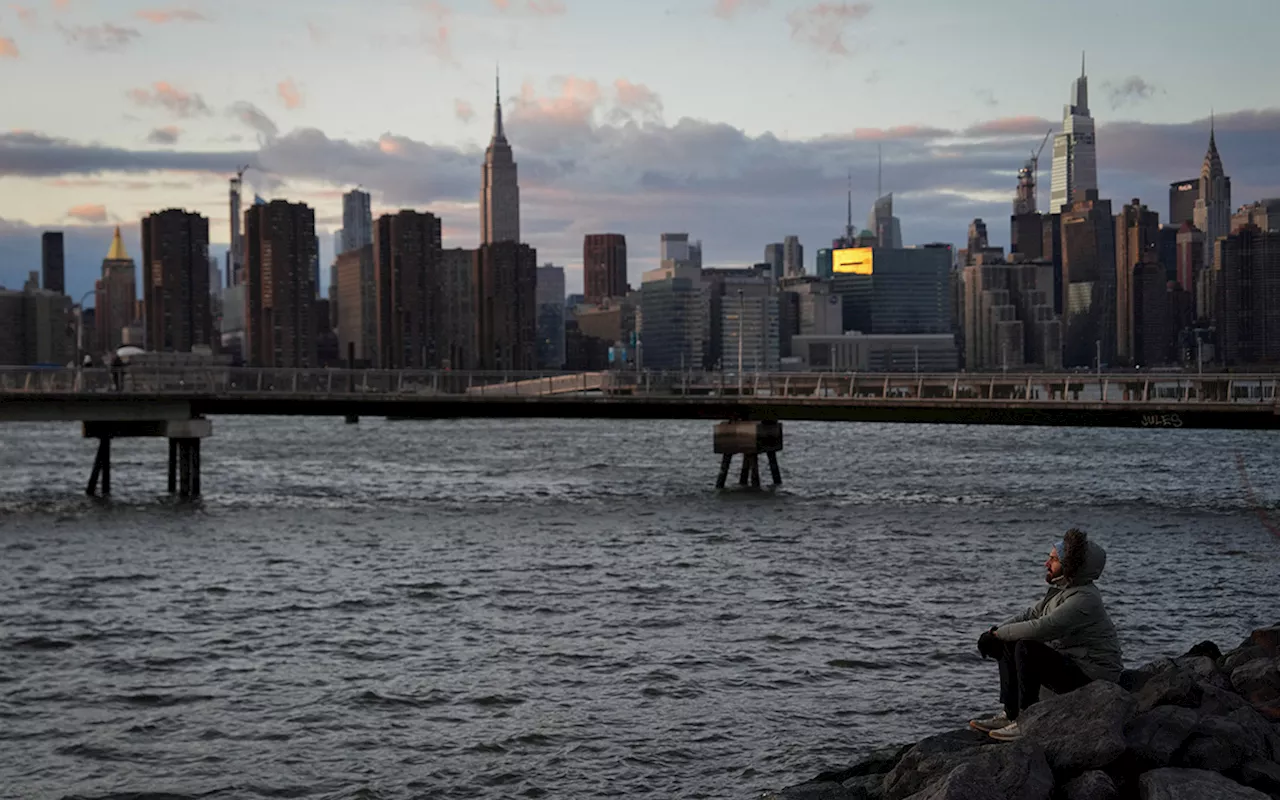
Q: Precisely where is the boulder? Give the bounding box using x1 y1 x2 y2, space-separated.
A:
881 730 994 800
1121 669 1152 693
1178 716 1267 772
778 782 861 800
1250 626 1280 657
1126 705 1201 766
1138 666 1203 713
1236 759 1280 797
902 763 1000 800
1139 767 1270 799
1176 656 1233 692
881 732 1051 800
813 745 913 784
1223 646 1271 675
1018 681 1136 773
1061 770 1119 800
963 741 1054 800
842 774 885 800
1198 684 1252 716
1185 641 1223 661
1231 658 1280 721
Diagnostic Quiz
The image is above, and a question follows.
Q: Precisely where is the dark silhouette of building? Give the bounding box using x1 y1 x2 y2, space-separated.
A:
42 232 65 295
96 227 137 354
334 244 376 365
475 241 537 370
1132 263 1186 367
1217 226 1280 366
1041 214 1063 313
564 319 610 370
1114 198 1159 365
374 210 443 369
442 248 476 370
1169 179 1199 228
583 233 627 304
1060 191 1115 367
141 209 212 353
244 200 318 368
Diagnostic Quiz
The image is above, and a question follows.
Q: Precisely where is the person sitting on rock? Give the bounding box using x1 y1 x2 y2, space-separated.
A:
969 528 1123 742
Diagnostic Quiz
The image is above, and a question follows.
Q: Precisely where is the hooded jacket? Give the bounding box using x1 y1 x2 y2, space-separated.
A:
995 530 1123 682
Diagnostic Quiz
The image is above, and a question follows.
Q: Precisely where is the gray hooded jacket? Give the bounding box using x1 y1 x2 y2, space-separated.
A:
995 535 1123 682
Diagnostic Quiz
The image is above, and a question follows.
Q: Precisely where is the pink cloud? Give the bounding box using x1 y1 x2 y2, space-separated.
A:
277 78 303 110
126 81 211 117
853 124 949 141
491 0 566 14
787 2 872 56
712 0 766 19
964 116 1055 137
135 8 206 24
455 98 475 122
12 5 38 26
511 76 602 128
420 0 453 63
0 37 18 58
613 79 663 122
67 203 108 223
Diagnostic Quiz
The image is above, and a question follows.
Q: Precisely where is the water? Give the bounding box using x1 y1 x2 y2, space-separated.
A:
1 418 1278 800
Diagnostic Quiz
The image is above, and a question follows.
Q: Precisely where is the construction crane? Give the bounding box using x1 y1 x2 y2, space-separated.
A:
1014 129 1054 215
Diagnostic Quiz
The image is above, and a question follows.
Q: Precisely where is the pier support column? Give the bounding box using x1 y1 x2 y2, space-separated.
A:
86 436 112 497
167 439 177 494
82 417 211 501
713 421 783 491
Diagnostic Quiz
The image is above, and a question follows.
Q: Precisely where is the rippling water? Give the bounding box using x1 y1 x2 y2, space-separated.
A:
2 417 1279 800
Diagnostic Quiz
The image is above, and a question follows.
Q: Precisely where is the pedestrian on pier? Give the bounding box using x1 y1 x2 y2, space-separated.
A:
110 355 123 391
969 528 1123 742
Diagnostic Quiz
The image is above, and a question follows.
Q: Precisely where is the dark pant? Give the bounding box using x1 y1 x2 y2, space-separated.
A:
997 639 1091 720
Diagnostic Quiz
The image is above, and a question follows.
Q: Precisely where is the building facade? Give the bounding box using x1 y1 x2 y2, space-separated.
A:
1193 122 1231 271
480 79 520 246
374 210 444 369
95 227 138 354
638 263 706 370
475 241 537 370
142 209 212 353
536 264 566 370
41 231 65 295
1059 192 1115 367
334 243 376 365
1114 198 1159 365
1169 179 1199 228
783 235 804 278
962 261 1061 371
341 189 373 255
244 200 319 368
442 248 476 370
583 233 627 304
1216 226 1280 366
1050 58 1098 213
831 246 951 337
0 286 72 365
790 333 958 372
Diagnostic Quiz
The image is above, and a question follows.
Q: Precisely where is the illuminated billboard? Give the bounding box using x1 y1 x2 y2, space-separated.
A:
833 247 873 275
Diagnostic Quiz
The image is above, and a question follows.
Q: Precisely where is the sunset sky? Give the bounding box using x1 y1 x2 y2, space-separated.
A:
2 0 1278 299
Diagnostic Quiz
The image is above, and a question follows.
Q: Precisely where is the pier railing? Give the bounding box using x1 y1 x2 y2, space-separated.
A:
1 367 1278 406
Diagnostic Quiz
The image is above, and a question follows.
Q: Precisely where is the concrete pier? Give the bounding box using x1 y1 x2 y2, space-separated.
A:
713 421 783 490
83 418 211 499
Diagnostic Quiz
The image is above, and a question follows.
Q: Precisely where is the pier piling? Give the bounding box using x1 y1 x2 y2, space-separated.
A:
713 421 783 491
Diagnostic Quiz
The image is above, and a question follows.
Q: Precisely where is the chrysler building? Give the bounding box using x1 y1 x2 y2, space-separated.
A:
480 75 521 245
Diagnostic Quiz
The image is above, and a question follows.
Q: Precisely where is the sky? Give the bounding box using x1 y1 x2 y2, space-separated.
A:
2 0 1280 300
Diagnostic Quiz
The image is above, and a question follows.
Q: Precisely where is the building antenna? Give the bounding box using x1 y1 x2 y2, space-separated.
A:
877 144 883 198
846 168 853 239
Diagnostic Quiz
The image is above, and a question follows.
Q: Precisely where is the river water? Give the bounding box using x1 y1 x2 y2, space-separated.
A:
1 417 1278 800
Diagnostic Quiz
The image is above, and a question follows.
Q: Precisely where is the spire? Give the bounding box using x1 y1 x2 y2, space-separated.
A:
846 168 853 239
1209 108 1216 147
877 144 883 198
1081 50 1085 78
492 64 506 142
106 226 129 261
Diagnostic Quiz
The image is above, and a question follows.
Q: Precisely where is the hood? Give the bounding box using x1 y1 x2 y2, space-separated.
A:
1056 528 1106 586
1071 541 1106 585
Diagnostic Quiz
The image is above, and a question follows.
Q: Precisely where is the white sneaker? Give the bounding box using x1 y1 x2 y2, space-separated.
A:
988 721 1022 741
968 711 1010 732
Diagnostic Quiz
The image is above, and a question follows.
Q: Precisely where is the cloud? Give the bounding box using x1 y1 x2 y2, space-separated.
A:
0 130 255 177
12 5 38 26
712 0 766 19
963 116 1055 137
612 79 663 124
66 203 108 223
0 36 18 58
277 78 304 110
135 8 206 24
228 101 279 139
146 125 182 145
491 0 567 13
306 21 326 43
57 22 141 52
455 98 475 122
126 81 211 118
419 0 453 63
787 2 872 56
1106 76 1158 109
852 124 950 141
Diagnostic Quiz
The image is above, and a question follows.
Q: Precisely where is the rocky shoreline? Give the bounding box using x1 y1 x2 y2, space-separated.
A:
772 623 1280 800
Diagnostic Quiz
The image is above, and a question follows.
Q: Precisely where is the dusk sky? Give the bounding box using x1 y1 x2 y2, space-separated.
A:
2 0 1279 299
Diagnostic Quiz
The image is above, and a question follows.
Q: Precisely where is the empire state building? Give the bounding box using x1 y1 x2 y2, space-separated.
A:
480 77 520 245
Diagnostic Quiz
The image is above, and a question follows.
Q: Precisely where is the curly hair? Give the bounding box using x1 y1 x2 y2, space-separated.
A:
1061 528 1089 580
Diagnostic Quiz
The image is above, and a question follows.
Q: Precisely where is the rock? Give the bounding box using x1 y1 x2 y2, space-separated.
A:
881 730 994 800
1176 656 1233 692
1250 626 1280 657
1223 646 1271 675
881 731 1051 800
1138 666 1204 713
1139 767 1271 799
778 781 861 800
1123 669 1153 693
1178 716 1266 771
1236 758 1280 797
1018 681 1136 773
1061 770 1119 800
963 741 1054 800
814 744 913 784
1185 641 1223 661
842 774 884 800
1231 658 1280 720
1126 705 1201 766
1199 684 1252 716
903 763 1000 800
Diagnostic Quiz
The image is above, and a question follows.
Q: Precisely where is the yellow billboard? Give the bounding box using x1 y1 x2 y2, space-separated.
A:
833 247 873 275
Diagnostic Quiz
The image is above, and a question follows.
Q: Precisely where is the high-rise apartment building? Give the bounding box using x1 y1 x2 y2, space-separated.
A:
1132 262 1187 368
244 200 318 368
1060 191 1115 366
867 195 903 249
442 248 476 370
1176 223 1206 316
475 241 537 370
1169 179 1199 228
480 78 520 245
662 233 691 264
334 244 376 365
536 264 566 370
1231 199 1280 234
583 233 628 304
95 227 138 354
141 209 212 353
967 219 989 257
1050 57 1098 213
1193 121 1231 270
0 285 72 365
763 243 784 277
1216 226 1280 366
638 262 706 370
41 232 65 295
1114 198 1160 365
341 189 373 254
715 275 780 372
783 235 804 278
816 248 834 280
374 210 443 369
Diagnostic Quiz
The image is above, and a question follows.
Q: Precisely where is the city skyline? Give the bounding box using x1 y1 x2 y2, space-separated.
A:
2 0 1280 299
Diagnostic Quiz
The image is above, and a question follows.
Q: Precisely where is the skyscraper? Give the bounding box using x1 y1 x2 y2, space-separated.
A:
334 244 376 365
1114 199 1159 364
41 232 65 295
783 235 804 278
1193 118 1231 269
1169 179 1199 228
1060 191 1115 366
867 194 903 249
661 233 691 263
763 243 784 277
536 264 566 370
244 200 318 368
374 210 444 369
228 169 245 286
583 233 628 304
480 76 520 245
1050 56 1098 213
342 189 373 254
442 248 476 370
95 227 137 354
475 241 537 370
1216 226 1280 366
141 209 212 353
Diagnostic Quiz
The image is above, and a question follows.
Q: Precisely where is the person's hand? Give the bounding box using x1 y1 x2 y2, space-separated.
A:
977 630 1001 660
